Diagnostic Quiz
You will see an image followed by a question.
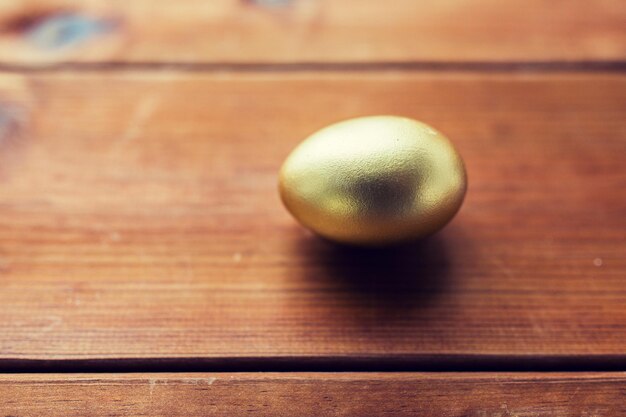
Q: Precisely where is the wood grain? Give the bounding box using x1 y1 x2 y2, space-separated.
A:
1 372 625 416
0 0 624 64
0 72 624 363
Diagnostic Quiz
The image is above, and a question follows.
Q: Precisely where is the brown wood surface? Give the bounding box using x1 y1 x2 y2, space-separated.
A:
0 72 624 362
1 372 625 416
0 0 624 64
0 1 623 413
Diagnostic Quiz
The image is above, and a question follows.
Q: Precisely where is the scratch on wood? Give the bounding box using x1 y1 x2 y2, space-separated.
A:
150 377 210 398
148 378 169 397
41 316 63 332
120 95 160 143
490 256 515 279
183 377 217 385
245 0 294 8
148 378 156 397
100 231 122 247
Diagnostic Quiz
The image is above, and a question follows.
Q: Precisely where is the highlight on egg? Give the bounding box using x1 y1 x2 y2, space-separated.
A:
279 115 467 246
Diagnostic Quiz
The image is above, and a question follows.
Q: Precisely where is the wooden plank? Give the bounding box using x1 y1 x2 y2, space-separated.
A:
1 373 625 416
0 1 624 64
0 72 624 362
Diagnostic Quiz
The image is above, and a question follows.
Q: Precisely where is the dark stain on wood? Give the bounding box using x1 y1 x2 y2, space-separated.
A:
0 88 31 179
0 10 120 50
0 101 26 150
0 9 65 34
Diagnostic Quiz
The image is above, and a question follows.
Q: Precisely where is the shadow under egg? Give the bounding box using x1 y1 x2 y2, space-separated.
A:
291 231 453 325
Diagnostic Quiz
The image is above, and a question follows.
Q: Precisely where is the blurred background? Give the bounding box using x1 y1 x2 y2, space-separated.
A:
0 0 624 64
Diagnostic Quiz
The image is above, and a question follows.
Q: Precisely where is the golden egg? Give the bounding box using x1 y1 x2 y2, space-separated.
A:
279 116 467 246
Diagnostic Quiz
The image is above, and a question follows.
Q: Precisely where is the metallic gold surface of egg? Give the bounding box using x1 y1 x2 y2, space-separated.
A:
279 116 467 246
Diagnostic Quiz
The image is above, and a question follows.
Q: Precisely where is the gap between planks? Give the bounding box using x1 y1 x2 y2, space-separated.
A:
1 354 626 374
0 60 624 74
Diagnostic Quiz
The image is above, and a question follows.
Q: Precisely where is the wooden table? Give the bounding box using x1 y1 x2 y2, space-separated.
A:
0 1 625 415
